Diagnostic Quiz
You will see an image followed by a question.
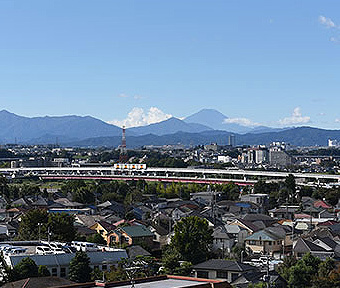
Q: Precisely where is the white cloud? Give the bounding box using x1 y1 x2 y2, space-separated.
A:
109 107 172 128
335 118 340 123
279 107 310 126
224 117 261 127
330 36 340 43
319 15 336 28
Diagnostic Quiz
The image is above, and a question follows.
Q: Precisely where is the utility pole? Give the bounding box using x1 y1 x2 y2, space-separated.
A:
47 226 51 243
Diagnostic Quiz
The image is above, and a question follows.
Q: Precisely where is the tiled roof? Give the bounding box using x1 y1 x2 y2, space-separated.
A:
119 225 153 238
302 238 327 252
193 259 254 272
245 229 281 241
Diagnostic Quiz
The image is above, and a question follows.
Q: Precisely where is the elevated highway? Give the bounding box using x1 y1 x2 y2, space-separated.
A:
0 166 339 186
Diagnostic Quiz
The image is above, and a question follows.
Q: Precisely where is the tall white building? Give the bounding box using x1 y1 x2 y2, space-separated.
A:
328 139 339 147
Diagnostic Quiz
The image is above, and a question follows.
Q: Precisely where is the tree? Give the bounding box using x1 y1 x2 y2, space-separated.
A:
48 212 76 242
72 186 95 204
68 251 92 282
312 258 339 288
162 245 182 274
38 265 50 277
284 174 296 201
18 209 48 240
87 233 107 245
18 209 76 242
0 175 9 200
10 257 38 281
91 267 103 281
278 253 322 288
170 216 213 264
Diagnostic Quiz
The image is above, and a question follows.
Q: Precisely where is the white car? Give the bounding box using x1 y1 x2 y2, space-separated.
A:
49 243 65 254
36 246 53 255
71 241 98 252
6 247 26 255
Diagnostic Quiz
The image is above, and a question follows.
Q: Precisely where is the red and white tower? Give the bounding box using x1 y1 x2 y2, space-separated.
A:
119 126 128 163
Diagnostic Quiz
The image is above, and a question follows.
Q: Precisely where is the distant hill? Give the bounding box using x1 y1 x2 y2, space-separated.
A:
69 127 340 148
128 117 212 136
0 110 124 144
1 109 339 147
239 127 340 147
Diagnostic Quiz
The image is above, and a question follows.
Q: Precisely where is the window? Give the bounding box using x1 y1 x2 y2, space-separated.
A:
60 268 66 277
231 273 239 282
52 268 58 276
249 240 256 245
268 241 272 246
216 270 227 278
197 271 209 279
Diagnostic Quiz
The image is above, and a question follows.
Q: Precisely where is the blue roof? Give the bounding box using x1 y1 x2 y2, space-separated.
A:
245 230 280 241
235 203 251 208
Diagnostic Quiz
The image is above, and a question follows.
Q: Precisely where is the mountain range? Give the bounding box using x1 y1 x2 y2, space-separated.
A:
0 109 338 147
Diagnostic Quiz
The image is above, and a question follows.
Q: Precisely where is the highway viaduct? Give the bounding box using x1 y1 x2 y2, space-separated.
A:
0 166 339 186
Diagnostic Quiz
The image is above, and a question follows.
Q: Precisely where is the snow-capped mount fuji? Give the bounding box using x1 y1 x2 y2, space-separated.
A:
184 109 283 134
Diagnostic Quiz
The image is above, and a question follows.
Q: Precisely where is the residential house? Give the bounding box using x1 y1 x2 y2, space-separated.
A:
212 225 235 256
89 220 115 242
293 238 334 260
107 225 154 248
132 204 153 221
97 200 125 218
232 271 287 288
148 224 169 248
245 229 284 255
240 194 269 213
268 206 299 220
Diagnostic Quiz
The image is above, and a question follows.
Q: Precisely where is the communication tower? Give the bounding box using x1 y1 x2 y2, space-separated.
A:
119 126 128 163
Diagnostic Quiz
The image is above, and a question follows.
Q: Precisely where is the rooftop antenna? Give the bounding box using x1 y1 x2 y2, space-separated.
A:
119 126 128 163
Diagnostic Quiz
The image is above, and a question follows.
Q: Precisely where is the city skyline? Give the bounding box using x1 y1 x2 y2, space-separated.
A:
0 1 339 129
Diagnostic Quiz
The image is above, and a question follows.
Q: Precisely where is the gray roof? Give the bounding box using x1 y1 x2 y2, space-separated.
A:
54 198 83 207
126 245 151 259
193 259 254 272
2 276 74 288
7 250 127 268
242 213 273 222
245 229 282 241
317 237 338 249
118 225 154 238
11 198 28 207
213 226 232 240
294 238 327 253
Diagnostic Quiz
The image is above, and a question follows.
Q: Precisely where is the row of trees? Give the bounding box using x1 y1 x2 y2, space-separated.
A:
277 253 340 288
58 179 241 205
18 209 76 242
253 174 340 207
0 256 51 283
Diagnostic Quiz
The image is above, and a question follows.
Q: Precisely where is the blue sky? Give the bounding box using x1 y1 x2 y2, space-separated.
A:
0 0 339 129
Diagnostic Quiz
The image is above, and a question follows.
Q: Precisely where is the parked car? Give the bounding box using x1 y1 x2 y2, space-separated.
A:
48 243 65 254
71 241 98 252
6 247 26 255
36 246 53 255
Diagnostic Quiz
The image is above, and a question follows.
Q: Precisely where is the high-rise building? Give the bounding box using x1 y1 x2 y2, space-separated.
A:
228 134 235 147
